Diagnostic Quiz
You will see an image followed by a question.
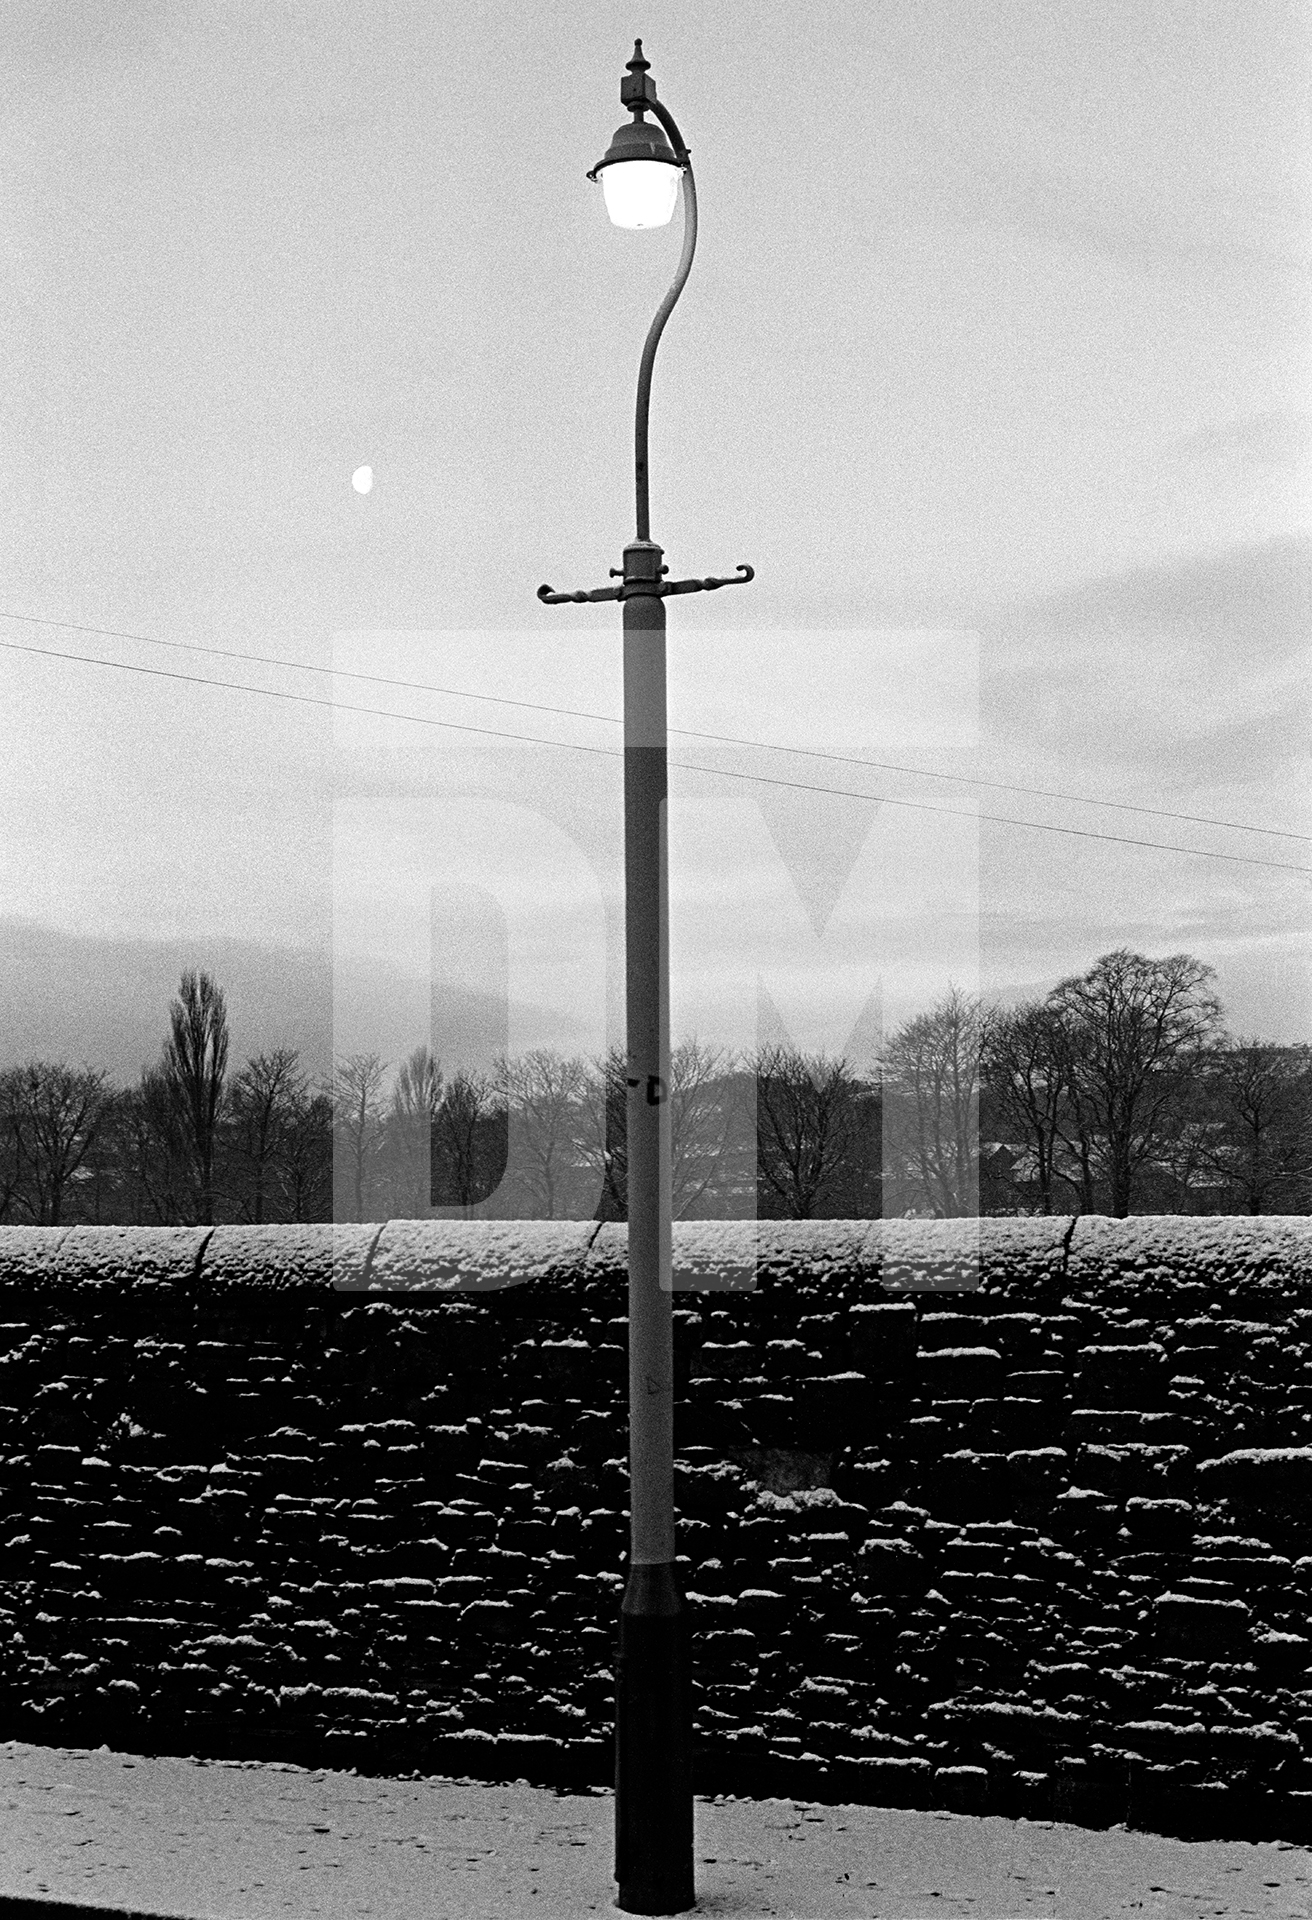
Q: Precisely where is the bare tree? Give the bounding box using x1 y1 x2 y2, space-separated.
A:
0 1061 108 1225
385 1045 444 1218
1047 949 1222 1218
882 988 984 1217
497 1050 589 1217
225 1048 304 1223
101 1069 191 1225
277 1084 334 1222
574 1047 629 1221
160 970 230 1225
982 1001 1074 1213
332 1052 388 1223
1147 1079 1230 1214
1046 1009 1099 1215
433 1068 505 1215
572 1039 749 1220
1197 1040 1312 1214
752 1045 869 1219
670 1038 730 1217
0 1069 23 1222
670 1039 748 1217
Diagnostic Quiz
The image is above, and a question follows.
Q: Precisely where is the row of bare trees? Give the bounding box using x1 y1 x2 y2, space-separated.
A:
922 948 1312 1213
330 1040 756 1224
2 952 1308 1225
984 956 1311 1216
883 951 1310 1217
0 972 331 1227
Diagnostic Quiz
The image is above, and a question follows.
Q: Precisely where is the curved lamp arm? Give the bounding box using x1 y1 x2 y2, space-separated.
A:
633 100 696 542
539 53 752 617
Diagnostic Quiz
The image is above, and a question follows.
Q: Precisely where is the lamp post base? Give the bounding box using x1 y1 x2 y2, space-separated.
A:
614 1562 695 1915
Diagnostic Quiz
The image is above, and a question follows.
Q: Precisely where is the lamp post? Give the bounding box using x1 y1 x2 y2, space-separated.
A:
538 39 752 1917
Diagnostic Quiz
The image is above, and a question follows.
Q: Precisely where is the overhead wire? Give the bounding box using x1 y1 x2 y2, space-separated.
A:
3 630 1309 878
0 606 1306 846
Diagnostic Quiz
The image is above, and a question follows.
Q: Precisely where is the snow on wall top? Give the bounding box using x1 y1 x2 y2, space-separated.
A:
0 1215 1309 1294
20 1225 210 1291
199 1224 380 1291
588 1219 876 1293
366 1219 599 1292
1065 1215 1312 1295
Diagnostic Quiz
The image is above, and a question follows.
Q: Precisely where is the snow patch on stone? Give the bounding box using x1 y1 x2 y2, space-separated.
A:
367 1219 597 1292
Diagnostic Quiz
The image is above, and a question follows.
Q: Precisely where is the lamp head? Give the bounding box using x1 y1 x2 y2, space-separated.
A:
587 39 685 229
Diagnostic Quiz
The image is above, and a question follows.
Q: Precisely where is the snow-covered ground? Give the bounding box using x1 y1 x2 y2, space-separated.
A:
2 1741 1308 1919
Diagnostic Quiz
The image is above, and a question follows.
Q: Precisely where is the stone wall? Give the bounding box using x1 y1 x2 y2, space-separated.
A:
3 1216 1312 1843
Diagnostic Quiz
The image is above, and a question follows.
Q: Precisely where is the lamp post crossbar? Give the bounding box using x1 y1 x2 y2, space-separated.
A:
537 563 753 605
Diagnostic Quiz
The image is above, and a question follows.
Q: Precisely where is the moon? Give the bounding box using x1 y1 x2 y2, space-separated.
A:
352 466 373 494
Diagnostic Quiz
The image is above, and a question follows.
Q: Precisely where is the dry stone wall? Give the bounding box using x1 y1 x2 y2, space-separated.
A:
3 1216 1312 1843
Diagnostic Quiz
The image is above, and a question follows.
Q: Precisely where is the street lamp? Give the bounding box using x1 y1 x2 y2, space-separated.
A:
539 38 752 1918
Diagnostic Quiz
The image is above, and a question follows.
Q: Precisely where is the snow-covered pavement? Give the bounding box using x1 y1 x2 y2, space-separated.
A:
1 1741 1308 1919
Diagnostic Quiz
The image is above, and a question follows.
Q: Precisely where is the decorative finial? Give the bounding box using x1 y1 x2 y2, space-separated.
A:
619 38 657 112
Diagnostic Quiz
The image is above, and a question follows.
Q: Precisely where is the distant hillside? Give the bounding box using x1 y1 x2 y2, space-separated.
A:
0 917 596 1085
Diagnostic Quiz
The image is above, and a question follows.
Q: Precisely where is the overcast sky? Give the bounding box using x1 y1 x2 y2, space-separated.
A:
1 1 1308 1081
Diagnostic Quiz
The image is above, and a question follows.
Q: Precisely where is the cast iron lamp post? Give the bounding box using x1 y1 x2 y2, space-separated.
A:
538 38 752 1917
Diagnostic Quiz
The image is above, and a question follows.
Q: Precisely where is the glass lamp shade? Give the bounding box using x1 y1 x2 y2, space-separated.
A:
600 157 682 229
